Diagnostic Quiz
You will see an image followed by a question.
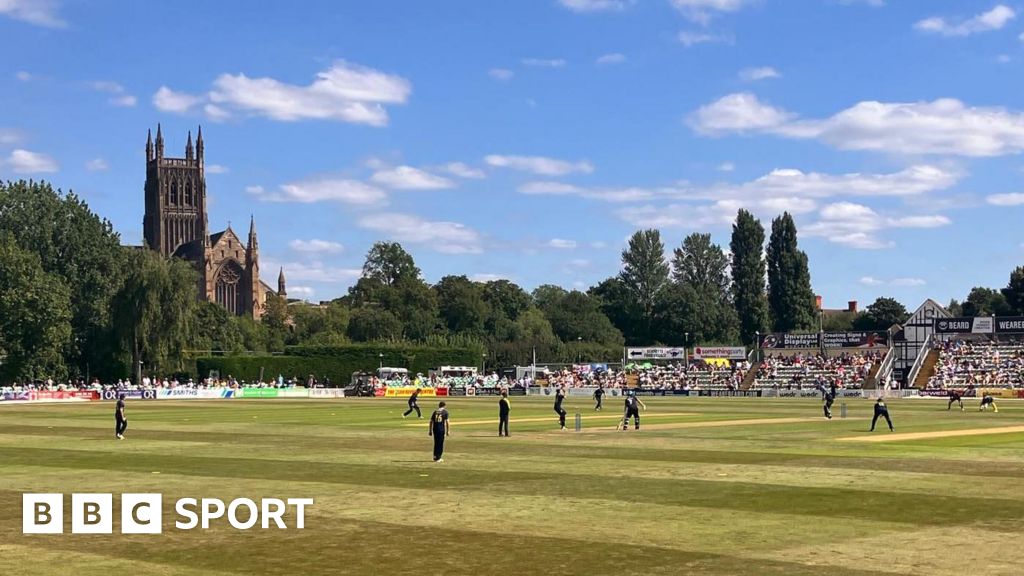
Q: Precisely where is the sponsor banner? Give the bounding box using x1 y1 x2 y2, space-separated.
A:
696 390 762 397
775 389 823 398
382 387 439 398
0 391 32 402
100 389 157 400
822 331 889 349
467 388 503 396
995 317 1024 334
242 388 279 398
691 346 746 360
625 347 686 361
307 389 346 398
447 388 468 397
30 391 99 401
156 388 236 400
837 389 863 398
934 317 994 334
759 333 819 349
979 388 1018 399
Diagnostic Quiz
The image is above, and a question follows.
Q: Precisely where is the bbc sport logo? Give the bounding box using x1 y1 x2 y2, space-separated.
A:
23 493 313 534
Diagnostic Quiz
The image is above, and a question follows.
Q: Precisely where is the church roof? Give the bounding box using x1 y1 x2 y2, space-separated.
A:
172 239 205 262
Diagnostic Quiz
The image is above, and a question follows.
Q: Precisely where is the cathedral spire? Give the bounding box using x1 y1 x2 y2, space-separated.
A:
247 215 258 252
185 130 194 160
277 267 287 298
145 129 153 162
155 123 164 159
196 125 204 162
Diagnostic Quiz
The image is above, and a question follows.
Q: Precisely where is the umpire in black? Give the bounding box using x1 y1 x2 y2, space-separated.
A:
823 390 835 420
498 391 511 437
428 401 450 462
870 397 894 432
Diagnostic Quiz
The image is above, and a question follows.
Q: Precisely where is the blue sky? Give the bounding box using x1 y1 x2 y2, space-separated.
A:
1 0 1023 309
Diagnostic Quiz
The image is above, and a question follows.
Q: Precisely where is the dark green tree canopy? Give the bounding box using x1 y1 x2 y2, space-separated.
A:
766 212 817 332
361 241 421 287
730 209 769 344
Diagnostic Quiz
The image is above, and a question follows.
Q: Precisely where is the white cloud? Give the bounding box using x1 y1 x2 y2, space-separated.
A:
618 197 817 230
671 0 747 24
440 162 486 179
471 273 513 282
15 71 31 82
0 128 22 145
85 158 108 171
155 60 411 127
596 53 627 65
558 0 629 12
802 201 949 250
678 30 734 47
264 260 361 284
568 258 591 268
690 93 1024 157
591 241 609 249
548 238 578 249
521 165 958 204
739 66 780 81
485 154 594 176
90 81 137 107
204 104 231 122
370 166 454 190
860 276 926 287
358 213 483 254
997 54 1011 64
3 149 58 173
521 58 567 68
986 192 1024 206
205 164 230 174
249 178 387 206
289 239 345 254
915 5 1015 37
153 86 202 113
717 161 735 172
689 92 794 134
288 286 316 298
0 0 66 28
489 68 514 81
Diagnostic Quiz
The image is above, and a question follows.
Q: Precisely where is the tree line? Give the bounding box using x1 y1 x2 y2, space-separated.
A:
3 180 1023 383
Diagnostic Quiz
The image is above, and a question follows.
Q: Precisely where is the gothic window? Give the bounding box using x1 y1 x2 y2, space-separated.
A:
214 261 245 316
170 181 179 205
185 181 193 206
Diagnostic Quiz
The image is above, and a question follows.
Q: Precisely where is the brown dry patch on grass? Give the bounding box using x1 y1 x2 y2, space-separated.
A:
839 425 1024 443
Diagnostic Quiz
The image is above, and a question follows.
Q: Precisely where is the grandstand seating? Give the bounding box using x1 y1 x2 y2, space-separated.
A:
752 352 880 390
927 338 1024 389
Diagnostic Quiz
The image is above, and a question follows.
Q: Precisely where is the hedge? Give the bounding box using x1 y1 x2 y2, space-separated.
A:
195 342 486 384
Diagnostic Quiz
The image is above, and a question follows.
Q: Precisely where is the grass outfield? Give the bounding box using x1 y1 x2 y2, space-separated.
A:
2 396 1024 576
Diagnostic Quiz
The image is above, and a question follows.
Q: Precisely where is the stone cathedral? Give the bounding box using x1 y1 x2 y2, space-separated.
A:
142 125 285 319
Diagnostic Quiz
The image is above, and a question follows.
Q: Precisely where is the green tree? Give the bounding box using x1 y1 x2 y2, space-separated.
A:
544 291 624 346
0 233 72 383
961 287 1011 317
0 180 126 380
852 297 909 330
434 275 489 335
191 301 243 353
766 213 816 332
619 229 669 342
290 301 350 344
1002 266 1024 315
532 284 568 314
946 299 963 317
110 249 199 383
588 277 643 345
361 241 421 287
730 209 769 344
346 307 403 342
670 232 739 343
